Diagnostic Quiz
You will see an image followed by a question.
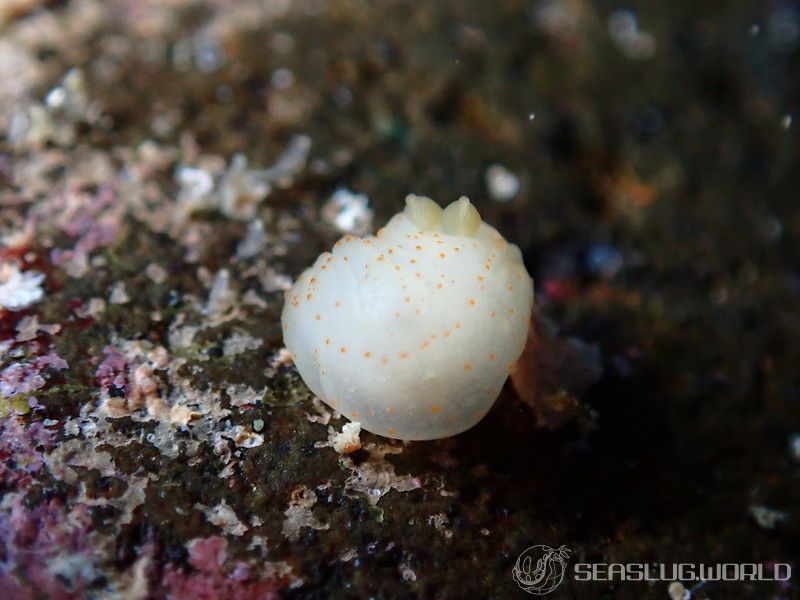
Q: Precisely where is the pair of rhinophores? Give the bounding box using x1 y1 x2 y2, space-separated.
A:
282 195 533 440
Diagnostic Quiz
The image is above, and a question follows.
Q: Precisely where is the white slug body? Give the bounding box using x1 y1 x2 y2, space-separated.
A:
282 196 533 440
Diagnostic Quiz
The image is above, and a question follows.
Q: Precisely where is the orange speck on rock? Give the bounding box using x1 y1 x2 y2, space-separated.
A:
439 252 446 258
324 338 331 345
468 299 476 306
351 411 360 417
363 351 372 358
340 346 347 353
315 314 321 320
409 259 417 264
430 405 441 414
387 405 397 412
463 363 473 371
306 293 313 300
335 300 341 308
387 428 397 435
399 352 409 359
488 353 496 361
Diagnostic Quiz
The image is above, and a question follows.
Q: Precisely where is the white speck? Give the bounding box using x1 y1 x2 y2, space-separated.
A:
749 23 761 36
485 164 520 202
668 581 691 600
608 9 656 60
790 434 800 461
0 263 44 311
271 68 295 90
322 189 374 235
253 419 265 432
145 263 168 285
782 114 793 129
749 505 789 529
108 282 130 305
528 113 536 120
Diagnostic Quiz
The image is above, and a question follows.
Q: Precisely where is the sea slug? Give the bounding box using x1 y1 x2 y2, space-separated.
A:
282 195 533 440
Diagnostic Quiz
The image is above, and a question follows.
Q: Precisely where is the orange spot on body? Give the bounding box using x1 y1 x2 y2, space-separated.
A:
340 346 347 353
363 351 372 358
430 405 441 414
399 352 409 359
325 338 331 345
468 299 476 306
463 363 473 371
351 411 360 417
387 428 397 436
315 314 321 320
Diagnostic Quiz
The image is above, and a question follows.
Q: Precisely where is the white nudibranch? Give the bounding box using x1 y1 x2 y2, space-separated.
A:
281 195 534 440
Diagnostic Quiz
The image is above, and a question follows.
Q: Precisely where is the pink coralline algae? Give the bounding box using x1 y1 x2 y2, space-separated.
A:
0 415 53 490
0 353 68 400
160 536 281 600
0 496 95 600
95 345 131 396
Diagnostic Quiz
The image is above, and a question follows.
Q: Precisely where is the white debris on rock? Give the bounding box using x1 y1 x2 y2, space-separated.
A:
790 434 800 461
321 188 374 235
222 330 263 356
204 268 240 325
15 315 60 342
196 500 248 536
282 485 329 541
220 424 264 448
145 263 168 284
749 505 789 529
236 219 268 258
331 422 362 454
8 68 103 149
0 262 44 311
607 9 657 60
108 281 130 304
226 384 266 407
218 154 272 220
341 444 421 506
485 164 520 201
174 135 311 221
427 513 453 539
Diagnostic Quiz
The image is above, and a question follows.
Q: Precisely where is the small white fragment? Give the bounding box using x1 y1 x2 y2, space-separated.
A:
282 485 329 541
790 433 800 461
427 513 453 539
196 500 248 536
222 331 263 356
0 263 44 311
331 422 362 454
668 581 691 600
749 505 789 529
321 189 374 235
485 164 520 201
145 263 168 284
108 282 130 305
